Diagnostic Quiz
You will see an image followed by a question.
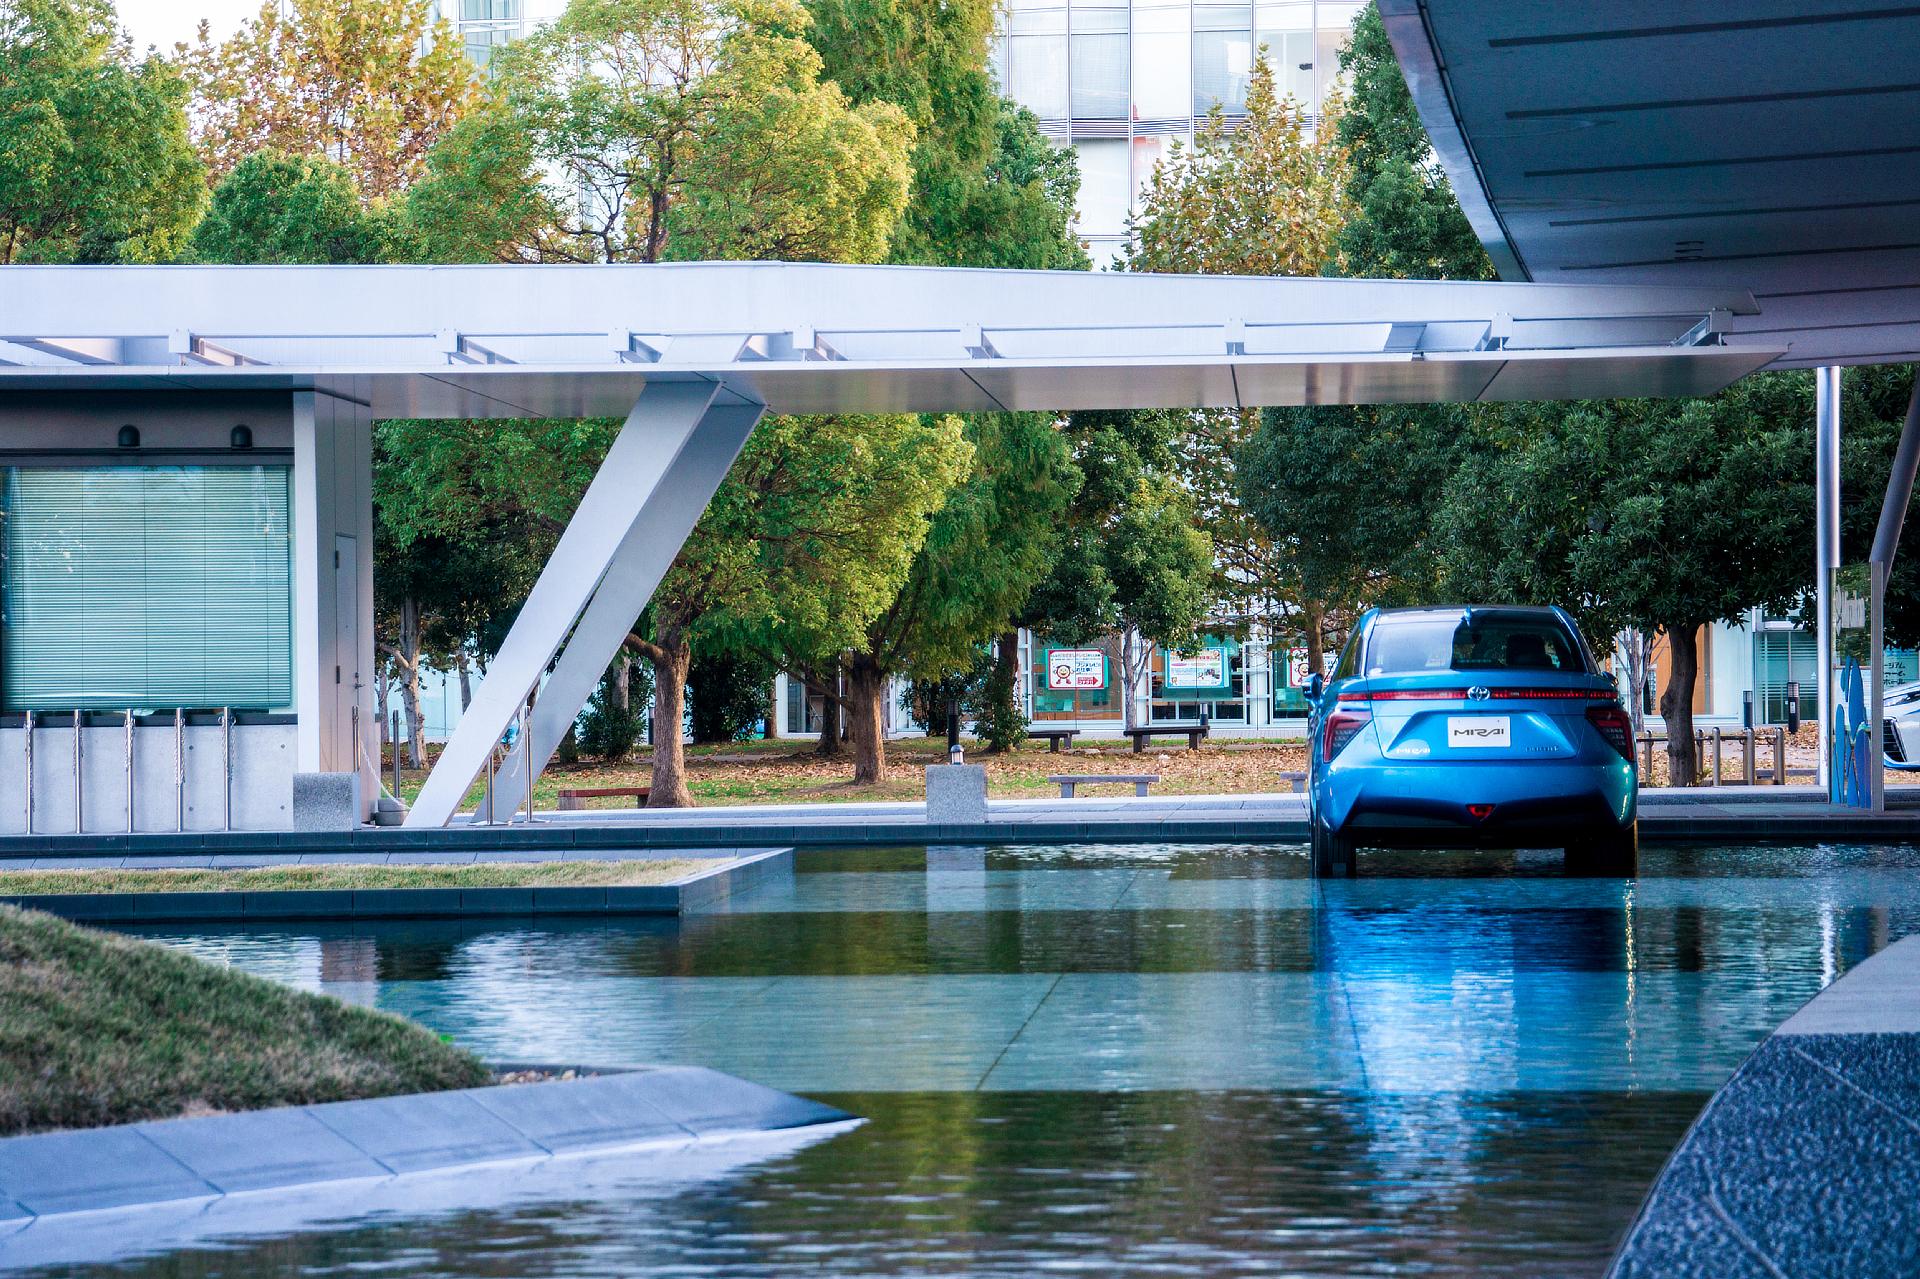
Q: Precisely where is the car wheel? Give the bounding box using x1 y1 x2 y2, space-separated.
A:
1565 822 1638 877
1311 820 1358 879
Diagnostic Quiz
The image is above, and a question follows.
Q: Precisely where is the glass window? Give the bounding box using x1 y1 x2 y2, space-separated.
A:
1 466 293 711
1365 611 1587 677
1074 139 1130 236
1255 1 1315 105
1130 5 1191 121
1009 30 1070 119
1314 0 1365 102
1193 24 1253 116
1071 32 1129 118
1030 634 1125 720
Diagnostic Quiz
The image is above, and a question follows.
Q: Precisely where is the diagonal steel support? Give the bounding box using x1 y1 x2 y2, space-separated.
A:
1872 372 1920 571
406 382 764 827
479 397 764 820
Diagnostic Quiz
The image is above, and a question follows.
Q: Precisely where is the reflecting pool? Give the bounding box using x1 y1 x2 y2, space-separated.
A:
21 841 1920 1276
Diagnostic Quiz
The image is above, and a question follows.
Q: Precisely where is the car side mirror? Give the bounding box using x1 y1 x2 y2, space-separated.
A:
1305 673 1324 701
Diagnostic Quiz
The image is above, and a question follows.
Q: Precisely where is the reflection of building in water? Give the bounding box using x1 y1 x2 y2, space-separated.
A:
318 935 379 984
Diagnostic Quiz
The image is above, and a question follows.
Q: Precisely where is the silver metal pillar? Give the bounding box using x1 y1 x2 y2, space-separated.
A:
1815 366 1842 790
408 382 764 827
480 397 765 820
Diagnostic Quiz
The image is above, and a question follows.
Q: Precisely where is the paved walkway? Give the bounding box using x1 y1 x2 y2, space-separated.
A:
1610 932 1920 1278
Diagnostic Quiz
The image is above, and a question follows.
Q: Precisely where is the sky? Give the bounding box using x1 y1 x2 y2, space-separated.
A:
116 0 263 56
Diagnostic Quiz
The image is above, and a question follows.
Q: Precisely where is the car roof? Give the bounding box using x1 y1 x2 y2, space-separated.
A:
1370 605 1568 623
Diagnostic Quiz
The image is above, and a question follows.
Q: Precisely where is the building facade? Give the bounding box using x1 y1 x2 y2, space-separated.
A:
992 0 1364 260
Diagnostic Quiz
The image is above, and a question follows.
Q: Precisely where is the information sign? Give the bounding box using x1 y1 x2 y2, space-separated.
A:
1046 649 1106 691
1166 647 1227 689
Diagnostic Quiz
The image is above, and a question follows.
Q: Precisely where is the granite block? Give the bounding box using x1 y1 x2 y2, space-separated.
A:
135 1107 389 1192
925 765 989 824
0 1128 216 1215
292 772 362 832
304 1091 546 1172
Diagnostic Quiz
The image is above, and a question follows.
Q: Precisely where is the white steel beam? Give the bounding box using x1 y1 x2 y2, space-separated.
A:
406 381 757 826
478 397 764 820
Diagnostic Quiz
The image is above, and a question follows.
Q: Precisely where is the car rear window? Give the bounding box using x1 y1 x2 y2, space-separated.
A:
1365 614 1587 675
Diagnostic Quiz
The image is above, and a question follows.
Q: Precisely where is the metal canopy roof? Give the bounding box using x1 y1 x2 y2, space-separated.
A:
1382 0 1920 368
0 263 1778 418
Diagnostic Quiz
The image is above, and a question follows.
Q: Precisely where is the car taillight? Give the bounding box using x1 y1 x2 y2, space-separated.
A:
1322 705 1371 761
1586 702 1634 761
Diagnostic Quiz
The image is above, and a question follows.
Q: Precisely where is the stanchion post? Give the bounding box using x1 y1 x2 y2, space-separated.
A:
71 709 82 835
22 711 32 836
124 708 134 833
1743 728 1757 786
174 708 184 830
221 707 233 832
391 710 402 802
1711 727 1722 786
1775 726 1788 786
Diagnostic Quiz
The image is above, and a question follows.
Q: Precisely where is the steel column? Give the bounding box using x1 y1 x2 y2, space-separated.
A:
407 382 760 826
480 397 764 819
1815 366 1842 789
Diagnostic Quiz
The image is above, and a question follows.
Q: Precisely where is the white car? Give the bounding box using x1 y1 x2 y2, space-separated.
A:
1883 680 1920 768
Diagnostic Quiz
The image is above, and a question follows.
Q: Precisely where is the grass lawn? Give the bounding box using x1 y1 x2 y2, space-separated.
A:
0 859 711 897
0 905 491 1136
391 737 1313 811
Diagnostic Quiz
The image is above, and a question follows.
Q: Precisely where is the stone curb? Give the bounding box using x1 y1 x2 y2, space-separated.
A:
1609 934 1920 1279
0 1065 853 1222
0 847 793 924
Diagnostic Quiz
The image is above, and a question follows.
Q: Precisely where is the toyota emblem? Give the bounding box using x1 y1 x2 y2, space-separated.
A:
1467 686 1491 701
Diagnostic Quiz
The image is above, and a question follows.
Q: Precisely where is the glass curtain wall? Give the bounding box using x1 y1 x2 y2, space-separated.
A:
996 0 1362 260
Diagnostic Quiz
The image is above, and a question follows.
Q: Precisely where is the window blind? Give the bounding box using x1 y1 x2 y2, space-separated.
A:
0 466 293 711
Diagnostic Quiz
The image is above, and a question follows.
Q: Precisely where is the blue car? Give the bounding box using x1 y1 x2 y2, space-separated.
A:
1303 605 1638 878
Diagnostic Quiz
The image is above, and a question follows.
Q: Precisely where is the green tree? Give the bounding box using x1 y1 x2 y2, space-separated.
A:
178 0 477 198
1121 55 1352 636
1022 410 1212 729
801 0 1086 269
789 413 1077 781
467 0 912 265
0 0 204 263
1435 377 1813 784
1331 3 1492 282
188 149 393 263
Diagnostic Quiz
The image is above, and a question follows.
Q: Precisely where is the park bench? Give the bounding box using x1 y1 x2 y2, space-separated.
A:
1277 770 1306 793
1049 773 1161 798
1024 727 1081 753
1123 721 1210 753
556 785 651 811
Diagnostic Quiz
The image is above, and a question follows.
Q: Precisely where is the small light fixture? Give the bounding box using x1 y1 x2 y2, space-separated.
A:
230 423 254 450
116 424 140 449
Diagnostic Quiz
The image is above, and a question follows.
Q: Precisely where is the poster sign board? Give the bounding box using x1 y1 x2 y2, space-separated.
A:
1046 648 1106 691
1166 647 1227 690
1830 562 1884 812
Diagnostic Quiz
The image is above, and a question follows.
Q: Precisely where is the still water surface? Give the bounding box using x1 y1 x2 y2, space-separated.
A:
21 842 1920 1277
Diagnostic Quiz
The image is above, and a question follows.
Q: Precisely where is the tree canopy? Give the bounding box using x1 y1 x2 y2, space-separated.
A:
188 149 392 263
0 0 204 263
178 0 477 198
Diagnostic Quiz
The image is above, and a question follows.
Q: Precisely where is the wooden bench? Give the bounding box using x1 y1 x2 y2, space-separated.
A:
556 785 651 811
1049 773 1160 798
1123 722 1210 753
1024 727 1081 753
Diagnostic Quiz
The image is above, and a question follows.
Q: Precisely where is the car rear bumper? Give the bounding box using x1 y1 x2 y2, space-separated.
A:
1323 758 1635 848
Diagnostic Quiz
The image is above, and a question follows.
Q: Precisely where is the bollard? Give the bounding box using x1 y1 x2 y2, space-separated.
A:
1639 732 1655 778
1710 727 1723 786
1743 728 1757 786
1775 726 1788 785
21 711 32 836
124 709 134 833
391 710 402 802
174 708 185 831
71 709 82 835
1694 729 1705 785
221 708 233 832
521 699 538 825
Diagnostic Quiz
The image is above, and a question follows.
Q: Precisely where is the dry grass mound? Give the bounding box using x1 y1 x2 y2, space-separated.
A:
0 905 489 1136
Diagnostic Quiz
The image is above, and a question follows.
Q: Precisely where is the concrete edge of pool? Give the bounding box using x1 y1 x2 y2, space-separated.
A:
0 1065 856 1227
0 846 794 923
1608 932 1920 1279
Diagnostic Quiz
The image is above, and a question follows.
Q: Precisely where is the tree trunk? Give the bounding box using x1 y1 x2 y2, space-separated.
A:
613 658 630 713
1621 628 1654 737
646 630 694 807
1121 631 1137 731
397 596 426 770
1304 600 1325 681
986 630 1020 753
1660 625 1699 786
456 648 472 712
845 657 888 784
815 674 843 757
